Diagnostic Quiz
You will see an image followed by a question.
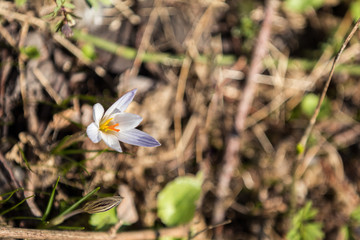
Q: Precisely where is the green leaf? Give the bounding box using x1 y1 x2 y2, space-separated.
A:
63 1 75 9
53 5 61 16
84 0 111 8
51 133 84 155
285 0 324 13
85 0 97 8
300 201 318 221
59 187 100 218
340 226 351 240
89 207 118 230
287 228 301 240
157 172 203 226
82 43 96 61
296 144 304 155
351 205 360 225
350 1 360 21
20 46 40 59
0 195 35 216
56 0 64 7
15 0 27 7
17 144 32 171
287 201 324 240
0 188 24 204
300 93 331 119
48 187 100 226
301 223 324 240
300 94 319 117
42 177 60 222
99 0 112 6
159 237 186 240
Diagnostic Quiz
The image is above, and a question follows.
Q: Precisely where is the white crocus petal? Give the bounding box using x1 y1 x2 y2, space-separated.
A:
87 89 160 152
93 103 104 126
86 122 102 143
104 89 137 117
100 132 123 152
115 129 161 147
113 113 143 131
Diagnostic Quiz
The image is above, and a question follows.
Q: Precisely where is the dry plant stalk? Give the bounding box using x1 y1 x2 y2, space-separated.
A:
128 0 160 78
0 225 189 240
288 18 360 214
296 18 360 163
212 0 278 228
174 1 224 175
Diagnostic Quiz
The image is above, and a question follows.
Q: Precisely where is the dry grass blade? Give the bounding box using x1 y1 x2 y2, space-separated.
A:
0 226 190 240
212 0 278 231
2 0 360 239
33 67 63 105
297 18 360 160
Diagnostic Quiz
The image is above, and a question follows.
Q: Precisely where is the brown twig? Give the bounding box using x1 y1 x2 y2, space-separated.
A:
0 5 91 66
0 23 17 48
33 67 63 105
0 152 21 190
18 19 29 117
0 6 47 30
211 0 277 231
190 219 232 239
0 225 189 240
0 55 12 120
297 18 360 160
174 1 223 176
288 18 360 212
128 0 160 78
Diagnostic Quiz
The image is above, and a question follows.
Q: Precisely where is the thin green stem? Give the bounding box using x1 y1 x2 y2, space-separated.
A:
0 195 35 216
42 176 60 222
47 187 100 227
72 29 235 67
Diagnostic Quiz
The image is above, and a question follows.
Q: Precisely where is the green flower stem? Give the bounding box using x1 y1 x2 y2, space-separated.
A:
51 132 86 155
47 187 100 227
72 29 236 66
72 29 360 76
0 195 35 216
42 177 60 222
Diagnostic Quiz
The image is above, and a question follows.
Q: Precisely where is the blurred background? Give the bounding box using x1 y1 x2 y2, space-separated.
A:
0 0 360 239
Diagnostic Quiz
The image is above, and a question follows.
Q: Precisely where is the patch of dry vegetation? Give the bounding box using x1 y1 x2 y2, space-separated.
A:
0 0 360 239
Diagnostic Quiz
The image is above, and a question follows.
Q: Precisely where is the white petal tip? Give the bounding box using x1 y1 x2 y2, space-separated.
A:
115 129 160 148
111 147 123 153
131 134 161 147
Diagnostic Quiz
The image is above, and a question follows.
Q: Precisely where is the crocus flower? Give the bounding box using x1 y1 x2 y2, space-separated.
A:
86 89 160 152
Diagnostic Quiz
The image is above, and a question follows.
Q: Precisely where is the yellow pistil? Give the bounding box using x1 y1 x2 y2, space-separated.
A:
99 118 120 132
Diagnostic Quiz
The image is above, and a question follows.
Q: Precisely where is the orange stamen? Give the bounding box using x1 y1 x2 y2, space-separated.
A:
99 118 120 132
107 123 120 132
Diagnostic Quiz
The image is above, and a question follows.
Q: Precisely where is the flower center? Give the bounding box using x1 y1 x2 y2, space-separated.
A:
99 118 120 132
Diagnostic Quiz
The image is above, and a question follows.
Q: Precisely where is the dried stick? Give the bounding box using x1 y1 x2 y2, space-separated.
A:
297 18 360 160
0 152 21 189
0 225 189 240
0 5 92 66
174 2 221 175
0 23 17 48
33 67 63 105
289 18 360 211
128 0 160 78
18 19 29 117
212 0 277 227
